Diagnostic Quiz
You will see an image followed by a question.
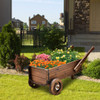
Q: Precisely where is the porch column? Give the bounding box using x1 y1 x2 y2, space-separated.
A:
64 0 69 45
64 0 69 36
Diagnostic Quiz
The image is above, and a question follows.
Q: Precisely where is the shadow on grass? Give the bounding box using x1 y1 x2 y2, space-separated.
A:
21 46 51 54
30 85 50 94
29 78 76 94
62 78 76 89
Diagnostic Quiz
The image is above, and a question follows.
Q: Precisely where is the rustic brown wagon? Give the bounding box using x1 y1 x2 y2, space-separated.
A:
28 47 94 95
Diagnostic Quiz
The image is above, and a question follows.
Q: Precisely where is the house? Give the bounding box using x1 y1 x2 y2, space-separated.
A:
0 0 12 31
64 0 100 52
59 13 64 26
29 14 48 31
12 18 23 28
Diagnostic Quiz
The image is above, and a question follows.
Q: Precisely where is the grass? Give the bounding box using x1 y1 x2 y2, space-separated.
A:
21 46 52 59
0 74 100 100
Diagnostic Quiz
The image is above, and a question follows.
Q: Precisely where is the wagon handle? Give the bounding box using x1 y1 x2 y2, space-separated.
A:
74 46 95 72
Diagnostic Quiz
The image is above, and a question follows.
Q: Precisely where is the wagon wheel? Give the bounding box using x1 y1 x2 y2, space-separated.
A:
49 78 63 95
28 80 39 88
71 75 75 79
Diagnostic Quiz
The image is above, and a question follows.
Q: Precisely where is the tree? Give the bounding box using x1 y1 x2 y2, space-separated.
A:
23 23 28 30
0 22 21 67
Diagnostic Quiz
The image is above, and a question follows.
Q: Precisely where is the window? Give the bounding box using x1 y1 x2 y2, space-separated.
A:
31 26 36 30
42 21 46 25
31 20 37 24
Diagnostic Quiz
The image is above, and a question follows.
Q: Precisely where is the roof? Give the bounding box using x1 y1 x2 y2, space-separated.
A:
12 18 23 23
30 14 48 21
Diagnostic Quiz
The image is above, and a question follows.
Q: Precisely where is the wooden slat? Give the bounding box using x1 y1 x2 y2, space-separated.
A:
30 67 48 85
49 67 74 78
32 75 48 85
49 60 80 74
31 67 48 74
56 72 73 79
31 71 47 79
49 60 81 80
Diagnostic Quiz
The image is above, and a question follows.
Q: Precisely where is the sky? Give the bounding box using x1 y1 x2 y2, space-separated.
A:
12 0 64 25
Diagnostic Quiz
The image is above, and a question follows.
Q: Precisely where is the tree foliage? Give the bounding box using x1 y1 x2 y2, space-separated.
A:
0 22 21 67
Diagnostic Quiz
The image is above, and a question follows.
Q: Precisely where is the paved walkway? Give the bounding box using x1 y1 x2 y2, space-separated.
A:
87 52 100 61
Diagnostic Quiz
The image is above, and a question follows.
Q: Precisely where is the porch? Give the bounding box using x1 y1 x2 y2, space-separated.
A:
64 0 100 48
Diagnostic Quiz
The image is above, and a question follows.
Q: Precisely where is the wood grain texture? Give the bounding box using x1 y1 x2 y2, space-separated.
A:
49 60 81 80
29 67 48 85
29 60 82 85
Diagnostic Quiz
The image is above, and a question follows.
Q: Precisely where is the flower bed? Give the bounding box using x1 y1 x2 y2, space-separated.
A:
29 46 81 69
29 60 66 69
51 46 80 63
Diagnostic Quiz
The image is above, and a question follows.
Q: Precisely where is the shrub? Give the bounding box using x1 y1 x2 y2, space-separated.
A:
31 54 37 61
51 46 81 63
38 25 64 50
39 48 52 55
0 22 21 67
14 55 30 71
82 59 100 79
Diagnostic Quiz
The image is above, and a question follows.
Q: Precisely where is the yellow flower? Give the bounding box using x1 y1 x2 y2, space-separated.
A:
70 55 72 57
56 57 60 60
60 49 63 52
67 51 70 54
64 60 67 63
63 55 66 57
58 49 60 52
61 55 65 58
68 48 70 50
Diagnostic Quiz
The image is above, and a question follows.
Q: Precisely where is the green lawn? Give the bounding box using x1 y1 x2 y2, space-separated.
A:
21 46 52 59
0 74 100 100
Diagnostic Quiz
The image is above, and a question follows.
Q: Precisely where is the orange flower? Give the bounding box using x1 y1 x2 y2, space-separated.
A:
29 59 65 69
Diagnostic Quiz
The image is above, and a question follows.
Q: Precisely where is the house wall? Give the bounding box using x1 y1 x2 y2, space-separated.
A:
0 0 12 31
69 0 74 30
74 0 90 34
29 15 48 31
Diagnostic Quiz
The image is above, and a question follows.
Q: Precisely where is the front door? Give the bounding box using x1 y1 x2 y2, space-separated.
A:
90 0 100 32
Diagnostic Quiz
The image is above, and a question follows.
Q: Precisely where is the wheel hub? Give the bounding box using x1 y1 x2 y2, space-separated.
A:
55 83 60 91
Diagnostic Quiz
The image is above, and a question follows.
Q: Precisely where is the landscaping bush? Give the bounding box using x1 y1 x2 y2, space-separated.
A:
82 59 100 79
14 55 30 71
38 25 64 50
39 48 52 55
51 46 81 63
0 22 21 67
31 54 37 61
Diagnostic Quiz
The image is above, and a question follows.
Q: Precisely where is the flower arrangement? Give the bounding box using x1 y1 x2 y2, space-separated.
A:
29 60 66 69
51 46 80 63
29 46 80 69
36 53 51 61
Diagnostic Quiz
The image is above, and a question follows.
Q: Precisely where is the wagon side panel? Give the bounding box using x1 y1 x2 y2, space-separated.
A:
49 60 80 80
29 67 48 85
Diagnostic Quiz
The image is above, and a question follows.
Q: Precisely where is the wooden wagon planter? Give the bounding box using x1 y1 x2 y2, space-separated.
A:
28 47 94 95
